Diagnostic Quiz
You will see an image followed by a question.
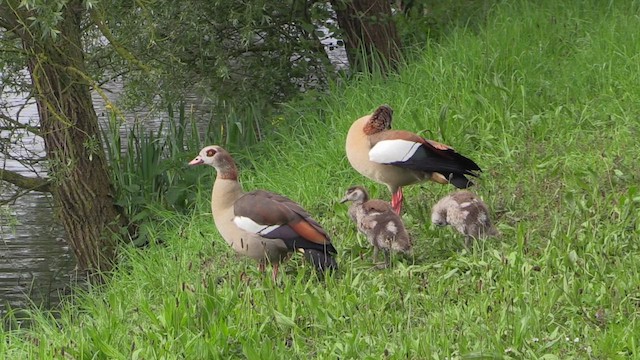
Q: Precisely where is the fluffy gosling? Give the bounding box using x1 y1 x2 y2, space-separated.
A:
431 190 499 248
340 186 412 267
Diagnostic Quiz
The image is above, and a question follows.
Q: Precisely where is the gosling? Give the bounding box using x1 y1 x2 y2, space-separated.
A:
431 190 499 248
340 186 412 267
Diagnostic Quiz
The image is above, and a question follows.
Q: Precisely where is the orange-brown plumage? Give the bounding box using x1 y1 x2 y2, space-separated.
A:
290 220 330 245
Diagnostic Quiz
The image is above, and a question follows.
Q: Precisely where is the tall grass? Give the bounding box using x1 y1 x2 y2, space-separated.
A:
3 0 640 358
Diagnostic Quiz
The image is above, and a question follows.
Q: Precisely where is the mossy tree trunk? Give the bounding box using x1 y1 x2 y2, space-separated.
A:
10 1 130 275
331 0 403 73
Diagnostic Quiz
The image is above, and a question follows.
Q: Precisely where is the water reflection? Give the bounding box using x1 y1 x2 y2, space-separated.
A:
0 189 75 314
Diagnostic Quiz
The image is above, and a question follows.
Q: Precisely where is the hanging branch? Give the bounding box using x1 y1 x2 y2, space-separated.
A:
0 187 36 205
89 9 154 74
0 168 52 193
0 113 41 135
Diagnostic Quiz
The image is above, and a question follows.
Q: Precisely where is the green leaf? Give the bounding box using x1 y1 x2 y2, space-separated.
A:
273 310 297 329
441 268 459 280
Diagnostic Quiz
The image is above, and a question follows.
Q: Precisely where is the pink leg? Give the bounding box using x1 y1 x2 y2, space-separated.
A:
391 187 403 215
271 263 279 282
258 262 266 273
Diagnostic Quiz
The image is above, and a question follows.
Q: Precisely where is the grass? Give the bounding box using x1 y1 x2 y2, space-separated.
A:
3 0 640 358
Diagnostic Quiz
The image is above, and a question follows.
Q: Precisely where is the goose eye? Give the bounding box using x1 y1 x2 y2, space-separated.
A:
206 149 216 157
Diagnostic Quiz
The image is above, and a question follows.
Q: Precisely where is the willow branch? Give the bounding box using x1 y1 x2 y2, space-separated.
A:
89 9 153 74
0 4 17 30
0 168 52 192
0 188 33 205
64 64 125 121
0 113 41 135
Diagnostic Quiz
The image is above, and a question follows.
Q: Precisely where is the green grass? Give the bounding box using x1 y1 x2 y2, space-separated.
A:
3 0 640 358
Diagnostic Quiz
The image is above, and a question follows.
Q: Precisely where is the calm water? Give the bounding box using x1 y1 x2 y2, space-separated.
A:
0 37 347 316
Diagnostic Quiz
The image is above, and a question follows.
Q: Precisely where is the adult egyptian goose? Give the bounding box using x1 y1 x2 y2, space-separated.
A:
431 190 499 248
340 185 412 267
189 145 338 280
345 104 482 214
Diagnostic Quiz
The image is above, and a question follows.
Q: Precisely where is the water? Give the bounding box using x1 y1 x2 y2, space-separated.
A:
0 90 75 317
0 190 75 315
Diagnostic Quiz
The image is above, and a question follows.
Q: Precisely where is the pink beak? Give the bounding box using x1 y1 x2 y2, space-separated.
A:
188 157 204 166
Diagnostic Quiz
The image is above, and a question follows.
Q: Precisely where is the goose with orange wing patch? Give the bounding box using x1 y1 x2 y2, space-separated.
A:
189 145 338 280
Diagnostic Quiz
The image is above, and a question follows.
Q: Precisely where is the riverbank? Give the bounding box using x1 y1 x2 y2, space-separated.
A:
2 0 640 357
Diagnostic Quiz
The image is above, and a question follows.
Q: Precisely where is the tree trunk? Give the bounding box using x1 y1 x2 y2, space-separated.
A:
17 1 130 275
331 0 403 73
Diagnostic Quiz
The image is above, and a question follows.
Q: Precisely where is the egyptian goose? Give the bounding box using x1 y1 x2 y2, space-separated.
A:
345 104 482 214
340 186 412 267
189 145 338 280
431 190 499 248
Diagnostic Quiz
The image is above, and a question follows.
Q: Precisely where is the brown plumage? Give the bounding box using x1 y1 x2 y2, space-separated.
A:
340 185 412 267
346 104 482 214
189 145 338 280
431 190 499 248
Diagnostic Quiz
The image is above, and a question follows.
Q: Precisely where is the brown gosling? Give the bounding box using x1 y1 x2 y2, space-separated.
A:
340 186 412 267
431 190 499 249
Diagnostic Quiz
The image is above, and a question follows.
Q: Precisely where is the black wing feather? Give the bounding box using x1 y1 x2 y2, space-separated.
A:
261 226 337 254
388 145 482 189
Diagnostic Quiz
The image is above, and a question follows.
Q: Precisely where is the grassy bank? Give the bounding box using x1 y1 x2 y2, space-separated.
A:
3 0 640 358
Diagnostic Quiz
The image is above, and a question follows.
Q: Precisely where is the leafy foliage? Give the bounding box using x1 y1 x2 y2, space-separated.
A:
102 105 207 246
394 0 497 47
89 0 335 112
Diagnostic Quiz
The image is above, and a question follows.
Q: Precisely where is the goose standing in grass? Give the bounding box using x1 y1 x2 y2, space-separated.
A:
189 145 338 280
431 190 499 249
345 104 482 214
340 185 412 267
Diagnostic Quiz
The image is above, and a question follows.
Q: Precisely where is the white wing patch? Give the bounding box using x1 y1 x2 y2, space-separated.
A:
234 216 280 235
385 222 398 234
478 212 488 223
369 139 421 164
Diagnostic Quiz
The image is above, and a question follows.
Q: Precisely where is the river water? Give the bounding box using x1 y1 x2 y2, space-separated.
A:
0 36 347 317
1 91 71 317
